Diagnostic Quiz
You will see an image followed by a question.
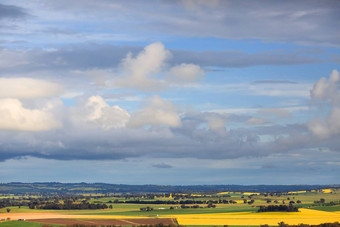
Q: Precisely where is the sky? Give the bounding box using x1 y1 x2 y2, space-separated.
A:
0 0 339 185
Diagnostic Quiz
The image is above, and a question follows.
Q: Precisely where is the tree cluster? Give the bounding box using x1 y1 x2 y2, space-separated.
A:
257 204 299 212
276 221 340 227
110 199 228 205
0 198 28 208
30 199 107 210
140 206 154 211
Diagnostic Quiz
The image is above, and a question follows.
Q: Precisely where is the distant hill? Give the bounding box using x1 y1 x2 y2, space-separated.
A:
0 182 338 194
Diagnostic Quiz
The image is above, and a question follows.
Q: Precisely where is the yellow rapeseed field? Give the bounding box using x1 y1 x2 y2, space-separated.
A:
163 209 340 225
288 191 307 194
243 192 260 195
217 192 230 195
234 200 246 203
217 191 260 195
322 189 332 193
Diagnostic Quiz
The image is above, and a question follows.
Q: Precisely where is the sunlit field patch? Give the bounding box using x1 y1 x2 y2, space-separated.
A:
234 200 246 204
288 191 307 194
243 192 260 195
165 208 340 225
217 192 230 195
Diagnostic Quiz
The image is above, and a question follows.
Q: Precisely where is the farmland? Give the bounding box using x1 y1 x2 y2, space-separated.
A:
0 185 339 226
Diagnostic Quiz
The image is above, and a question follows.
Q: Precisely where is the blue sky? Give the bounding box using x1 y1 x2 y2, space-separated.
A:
0 0 339 185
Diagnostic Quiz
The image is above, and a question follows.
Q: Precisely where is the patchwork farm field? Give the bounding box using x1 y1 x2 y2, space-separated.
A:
164 208 340 225
0 188 339 226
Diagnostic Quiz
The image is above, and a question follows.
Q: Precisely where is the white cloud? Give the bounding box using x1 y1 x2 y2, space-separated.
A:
111 42 204 91
72 68 113 86
308 107 340 139
73 96 130 130
115 42 170 91
0 78 63 99
166 63 205 84
61 91 84 99
308 70 340 139
128 95 181 128
310 69 339 103
205 115 225 130
0 98 62 131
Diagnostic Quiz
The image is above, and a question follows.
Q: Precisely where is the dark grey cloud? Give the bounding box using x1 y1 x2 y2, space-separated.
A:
152 163 173 168
0 44 330 75
0 45 140 73
0 3 28 20
0 111 333 163
170 49 324 68
2 0 340 46
167 0 340 47
262 164 277 169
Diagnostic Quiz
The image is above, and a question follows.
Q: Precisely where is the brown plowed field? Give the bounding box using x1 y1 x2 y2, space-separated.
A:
27 218 176 226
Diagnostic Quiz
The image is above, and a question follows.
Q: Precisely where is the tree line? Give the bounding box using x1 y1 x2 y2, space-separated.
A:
29 199 108 210
257 204 299 212
108 199 236 205
274 221 340 227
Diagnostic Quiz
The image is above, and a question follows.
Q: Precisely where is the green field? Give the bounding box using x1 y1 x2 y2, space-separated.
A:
0 188 339 226
308 205 340 212
0 221 61 227
85 205 258 216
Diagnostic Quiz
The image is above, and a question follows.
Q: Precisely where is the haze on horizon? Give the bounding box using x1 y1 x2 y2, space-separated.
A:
0 0 339 185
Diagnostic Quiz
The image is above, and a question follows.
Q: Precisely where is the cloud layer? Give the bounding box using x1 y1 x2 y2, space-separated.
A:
128 95 181 128
71 96 130 130
2 1 339 46
0 3 28 20
309 70 340 139
0 78 63 99
115 42 171 91
0 98 61 131
0 38 338 163
113 42 205 91
0 1 339 185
